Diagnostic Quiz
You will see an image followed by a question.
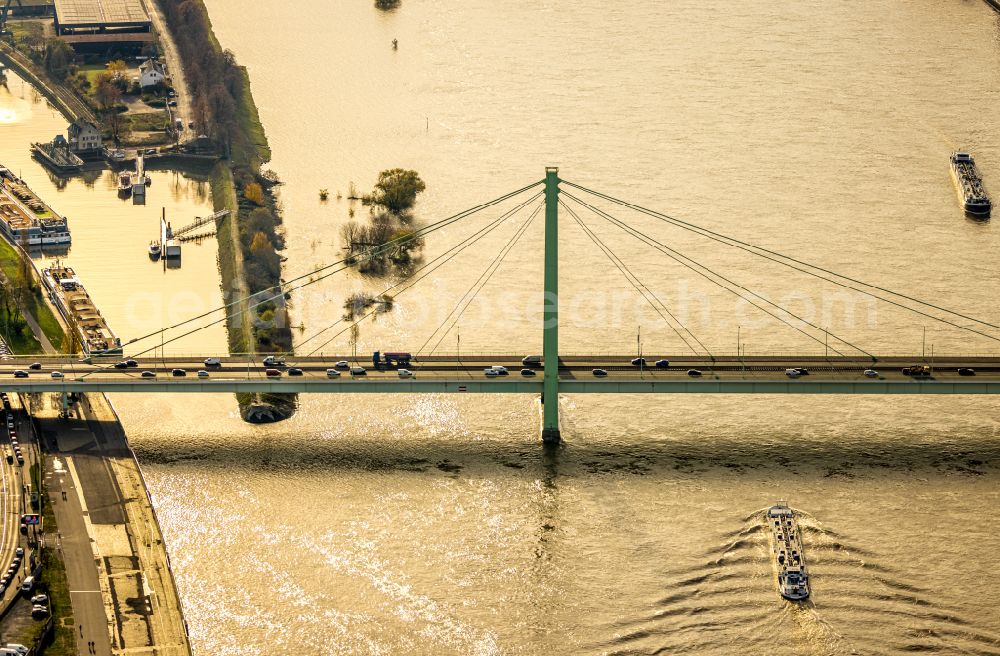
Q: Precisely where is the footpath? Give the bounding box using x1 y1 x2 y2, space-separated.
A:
37 393 191 655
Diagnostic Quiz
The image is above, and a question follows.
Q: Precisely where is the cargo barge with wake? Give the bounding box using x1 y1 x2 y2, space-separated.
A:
950 152 992 218
766 503 810 601
42 263 122 355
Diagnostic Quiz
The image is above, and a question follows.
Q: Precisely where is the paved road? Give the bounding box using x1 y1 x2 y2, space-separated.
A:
39 393 190 655
0 355 997 388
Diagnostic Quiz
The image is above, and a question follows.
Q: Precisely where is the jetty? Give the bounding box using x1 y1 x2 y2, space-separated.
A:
30 137 83 173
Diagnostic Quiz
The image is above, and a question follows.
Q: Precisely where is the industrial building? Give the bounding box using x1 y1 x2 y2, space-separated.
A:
53 0 153 50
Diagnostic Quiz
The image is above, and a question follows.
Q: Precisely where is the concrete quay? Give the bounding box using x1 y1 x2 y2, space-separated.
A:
36 393 190 656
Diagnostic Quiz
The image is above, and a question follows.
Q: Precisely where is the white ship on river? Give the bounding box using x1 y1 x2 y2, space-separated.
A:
42 263 122 355
0 165 72 247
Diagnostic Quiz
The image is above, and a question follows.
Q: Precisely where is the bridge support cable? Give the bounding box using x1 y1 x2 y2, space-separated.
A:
418 203 542 357
119 179 547 353
291 197 548 362
289 193 543 360
78 189 545 379
562 180 1000 343
562 193 873 359
560 199 711 359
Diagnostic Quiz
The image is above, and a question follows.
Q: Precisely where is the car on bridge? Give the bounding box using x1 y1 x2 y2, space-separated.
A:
114 361 129 369
204 357 222 367
288 368 304 376
655 359 671 368
398 369 413 378
12 371 27 378
350 366 367 376
50 371 64 379
521 355 541 367
592 368 608 377
687 369 702 377
520 368 536 377
335 361 349 369
785 368 801 378
171 369 187 377
141 371 156 378
28 363 41 370
484 368 500 377
958 368 976 376
864 369 879 378
263 356 286 367
902 365 931 376
631 358 647 366
197 370 210 378
326 369 341 378
265 369 282 378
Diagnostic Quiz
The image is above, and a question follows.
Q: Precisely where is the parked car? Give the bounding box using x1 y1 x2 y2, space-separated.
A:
31 605 49 618
397 369 413 378
31 594 49 606
204 357 222 367
50 371 64 379
655 359 671 368
171 368 186 377
863 369 879 378
28 363 41 370
197 370 210 378
592 368 608 377
265 368 282 378
958 368 976 376
288 368 304 376
520 368 536 377
326 369 341 378
630 358 647 366
687 369 703 377
141 371 156 378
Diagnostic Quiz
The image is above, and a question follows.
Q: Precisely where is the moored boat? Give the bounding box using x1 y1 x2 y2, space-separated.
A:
950 152 992 218
118 171 133 197
766 503 810 601
148 240 161 259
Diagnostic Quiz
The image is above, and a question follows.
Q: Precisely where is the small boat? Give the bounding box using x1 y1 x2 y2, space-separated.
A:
319 188 329 200
766 503 810 601
117 171 132 197
148 241 161 259
950 152 992 218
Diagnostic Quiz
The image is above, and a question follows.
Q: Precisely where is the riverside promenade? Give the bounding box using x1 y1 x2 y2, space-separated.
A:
37 392 190 655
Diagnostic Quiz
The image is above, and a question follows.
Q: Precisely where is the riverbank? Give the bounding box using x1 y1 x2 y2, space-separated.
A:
37 393 191 655
156 0 295 420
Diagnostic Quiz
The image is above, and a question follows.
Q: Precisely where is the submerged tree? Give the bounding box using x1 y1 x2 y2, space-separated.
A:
366 168 426 214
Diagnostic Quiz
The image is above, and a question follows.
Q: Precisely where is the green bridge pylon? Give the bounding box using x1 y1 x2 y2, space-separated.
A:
541 167 561 443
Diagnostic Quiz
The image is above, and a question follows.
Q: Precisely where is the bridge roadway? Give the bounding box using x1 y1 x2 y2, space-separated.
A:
0 355 999 394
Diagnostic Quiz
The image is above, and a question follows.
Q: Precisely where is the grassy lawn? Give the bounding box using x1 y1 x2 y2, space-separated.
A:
0 236 66 351
126 110 169 132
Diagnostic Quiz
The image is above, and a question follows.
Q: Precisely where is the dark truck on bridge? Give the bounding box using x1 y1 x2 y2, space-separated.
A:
373 351 411 369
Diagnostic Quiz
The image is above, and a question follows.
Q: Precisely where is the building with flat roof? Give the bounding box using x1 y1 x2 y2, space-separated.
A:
53 0 152 49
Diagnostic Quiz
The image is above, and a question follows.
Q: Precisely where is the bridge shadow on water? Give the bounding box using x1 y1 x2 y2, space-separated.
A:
122 425 1000 480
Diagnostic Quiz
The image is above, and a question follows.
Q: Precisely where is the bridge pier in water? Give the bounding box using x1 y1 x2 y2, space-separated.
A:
541 167 561 444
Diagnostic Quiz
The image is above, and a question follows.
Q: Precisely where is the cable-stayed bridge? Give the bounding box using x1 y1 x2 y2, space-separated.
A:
5 168 1000 442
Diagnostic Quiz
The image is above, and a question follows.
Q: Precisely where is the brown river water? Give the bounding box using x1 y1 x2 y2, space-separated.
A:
4 0 1000 653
